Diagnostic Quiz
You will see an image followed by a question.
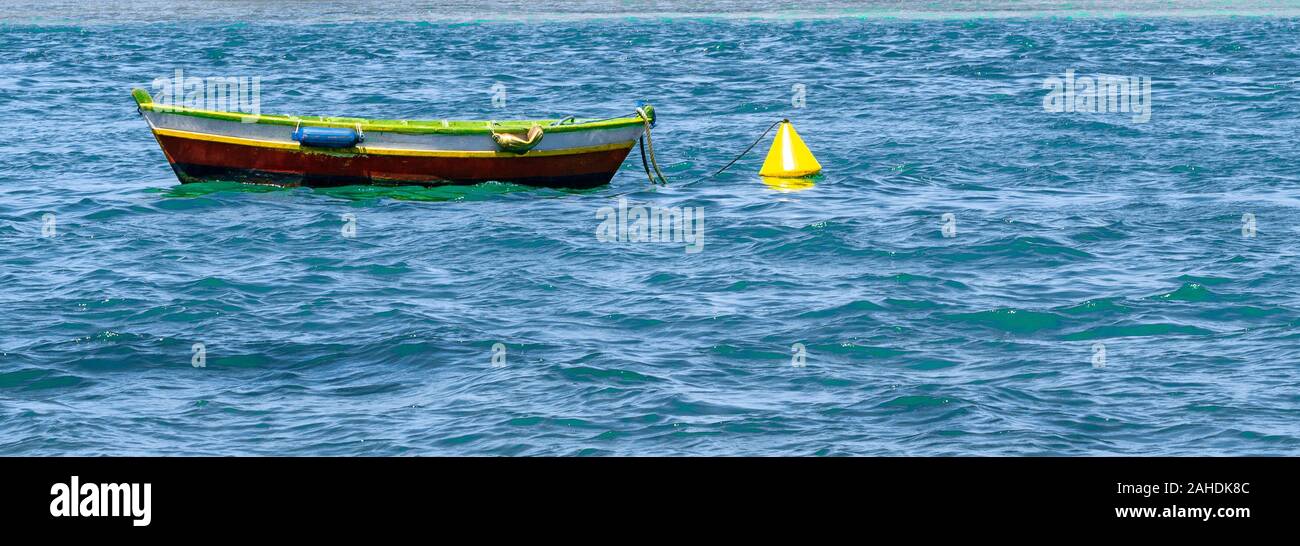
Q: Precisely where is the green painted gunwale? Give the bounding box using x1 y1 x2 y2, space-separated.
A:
131 88 653 136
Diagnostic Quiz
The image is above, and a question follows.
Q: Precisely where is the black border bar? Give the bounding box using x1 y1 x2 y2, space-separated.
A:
3 457 1289 534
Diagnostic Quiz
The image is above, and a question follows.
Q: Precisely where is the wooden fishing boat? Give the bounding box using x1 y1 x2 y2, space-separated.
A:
131 89 653 189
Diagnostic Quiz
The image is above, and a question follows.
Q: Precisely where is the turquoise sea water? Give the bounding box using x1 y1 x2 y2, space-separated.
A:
2 2 1299 455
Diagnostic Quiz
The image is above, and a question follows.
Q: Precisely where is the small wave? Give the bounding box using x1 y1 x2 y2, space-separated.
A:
940 308 1067 334
878 394 955 410
1061 323 1215 340
1150 282 1222 302
1055 297 1132 315
559 365 664 385
797 299 885 318
0 368 89 391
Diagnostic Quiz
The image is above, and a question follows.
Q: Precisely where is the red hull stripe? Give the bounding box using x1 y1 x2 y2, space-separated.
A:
154 133 635 188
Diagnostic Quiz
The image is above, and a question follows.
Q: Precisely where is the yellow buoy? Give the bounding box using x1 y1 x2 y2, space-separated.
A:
759 119 821 178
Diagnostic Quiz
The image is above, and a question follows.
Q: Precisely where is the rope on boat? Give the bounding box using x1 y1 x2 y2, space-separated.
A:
138 106 157 130
631 113 784 189
635 107 669 185
638 135 656 186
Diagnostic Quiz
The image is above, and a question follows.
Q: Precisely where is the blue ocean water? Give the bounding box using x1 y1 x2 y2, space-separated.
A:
2 2 1299 455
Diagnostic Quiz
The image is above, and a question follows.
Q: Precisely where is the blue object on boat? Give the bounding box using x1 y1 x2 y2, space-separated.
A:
292 126 361 148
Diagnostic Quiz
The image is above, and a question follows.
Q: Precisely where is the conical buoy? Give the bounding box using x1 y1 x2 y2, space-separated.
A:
759 119 821 178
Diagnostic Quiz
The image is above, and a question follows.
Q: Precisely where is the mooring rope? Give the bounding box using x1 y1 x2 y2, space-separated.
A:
630 114 783 190
638 136 656 186
635 107 669 185
683 118 782 187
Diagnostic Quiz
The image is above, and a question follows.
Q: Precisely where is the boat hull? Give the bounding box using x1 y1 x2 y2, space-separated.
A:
153 130 635 189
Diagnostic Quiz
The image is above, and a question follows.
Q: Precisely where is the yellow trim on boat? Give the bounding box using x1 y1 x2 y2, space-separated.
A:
150 127 636 158
361 141 634 158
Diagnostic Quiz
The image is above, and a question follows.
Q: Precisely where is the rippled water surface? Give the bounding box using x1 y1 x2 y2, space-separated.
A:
2 2 1299 455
